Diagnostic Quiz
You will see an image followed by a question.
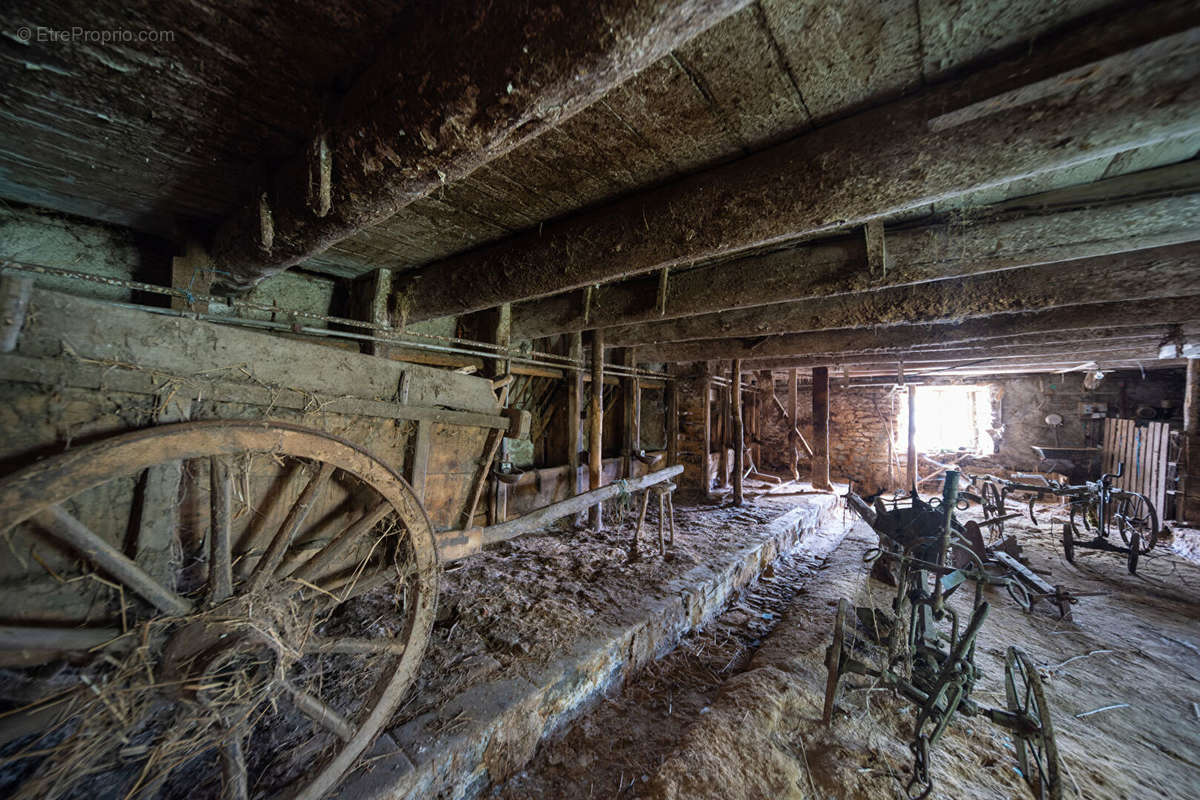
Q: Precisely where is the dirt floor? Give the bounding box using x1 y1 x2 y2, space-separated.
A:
495 498 1200 800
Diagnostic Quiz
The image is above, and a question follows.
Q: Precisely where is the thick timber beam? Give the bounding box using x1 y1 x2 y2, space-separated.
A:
513 167 1200 339
627 243 1200 353
639 294 1200 363
395 4 1200 321
741 341 1166 373
209 0 751 291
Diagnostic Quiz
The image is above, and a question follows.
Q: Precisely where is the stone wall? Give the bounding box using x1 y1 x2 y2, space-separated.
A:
760 377 901 493
992 369 1186 475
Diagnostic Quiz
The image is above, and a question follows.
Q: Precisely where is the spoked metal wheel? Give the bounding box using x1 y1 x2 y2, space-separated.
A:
981 481 1005 538
1114 492 1157 554
0 421 438 800
1004 647 1061 800
822 598 852 725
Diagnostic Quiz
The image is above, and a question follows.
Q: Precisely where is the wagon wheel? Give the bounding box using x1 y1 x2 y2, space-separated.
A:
1004 647 1061 800
0 421 438 800
822 598 852 725
1126 531 1141 575
980 481 1005 537
1114 492 1157 554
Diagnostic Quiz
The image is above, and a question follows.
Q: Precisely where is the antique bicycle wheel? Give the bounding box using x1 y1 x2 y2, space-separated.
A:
0 421 438 800
1114 492 1157 554
822 598 852 725
1005 647 1061 800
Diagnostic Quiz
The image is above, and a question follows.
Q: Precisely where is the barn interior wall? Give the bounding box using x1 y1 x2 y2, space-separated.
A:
992 370 1186 472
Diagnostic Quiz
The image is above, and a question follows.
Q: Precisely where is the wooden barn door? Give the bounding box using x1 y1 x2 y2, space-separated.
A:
1102 418 1171 517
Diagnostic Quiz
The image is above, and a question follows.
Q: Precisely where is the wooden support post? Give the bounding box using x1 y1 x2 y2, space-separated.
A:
703 373 713 493
718 376 731 488
473 304 512 525
621 348 639 478
788 367 800 480
589 329 605 530
733 359 745 506
567 332 584 499
350 267 395 356
170 240 214 314
666 378 679 468
1183 359 1200 523
907 385 918 491
812 366 832 491
756 369 772 468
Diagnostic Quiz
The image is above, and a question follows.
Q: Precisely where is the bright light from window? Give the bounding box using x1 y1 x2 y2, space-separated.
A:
900 385 993 455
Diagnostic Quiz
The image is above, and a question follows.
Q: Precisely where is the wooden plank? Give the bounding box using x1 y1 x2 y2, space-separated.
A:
1124 419 1137 492
0 354 510 432
1153 421 1171 515
19 288 501 415
1143 421 1157 501
1102 418 1115 476
411 420 431 502
437 465 684 561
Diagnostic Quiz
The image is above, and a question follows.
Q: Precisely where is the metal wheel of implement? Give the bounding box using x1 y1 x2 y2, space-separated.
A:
1005 647 1062 800
822 598 851 725
1126 531 1141 575
1062 523 1075 565
1114 492 1157 554
0 421 439 800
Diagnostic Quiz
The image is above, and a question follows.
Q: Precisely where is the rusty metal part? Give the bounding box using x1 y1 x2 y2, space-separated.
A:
0 420 438 800
836 479 1062 797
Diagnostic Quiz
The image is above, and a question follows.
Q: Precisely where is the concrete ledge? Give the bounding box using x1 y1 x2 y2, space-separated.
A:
338 495 840 800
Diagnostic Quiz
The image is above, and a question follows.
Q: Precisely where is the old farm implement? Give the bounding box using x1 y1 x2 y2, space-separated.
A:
0 288 679 800
829 473 1062 799
973 464 1160 574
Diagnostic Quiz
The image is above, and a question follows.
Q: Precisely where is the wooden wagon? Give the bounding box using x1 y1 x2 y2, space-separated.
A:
0 288 676 799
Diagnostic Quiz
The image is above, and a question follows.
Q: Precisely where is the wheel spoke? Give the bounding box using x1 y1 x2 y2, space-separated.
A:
289 500 393 583
249 462 335 592
277 680 355 742
303 635 406 656
219 728 249 800
36 505 192 616
210 456 234 604
0 625 122 653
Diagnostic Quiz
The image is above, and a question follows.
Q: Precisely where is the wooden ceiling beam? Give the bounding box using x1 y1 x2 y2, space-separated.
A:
738 340 1165 372
208 0 751 292
510 167 1200 339
392 2 1200 321
610 242 1200 348
637 294 1200 362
